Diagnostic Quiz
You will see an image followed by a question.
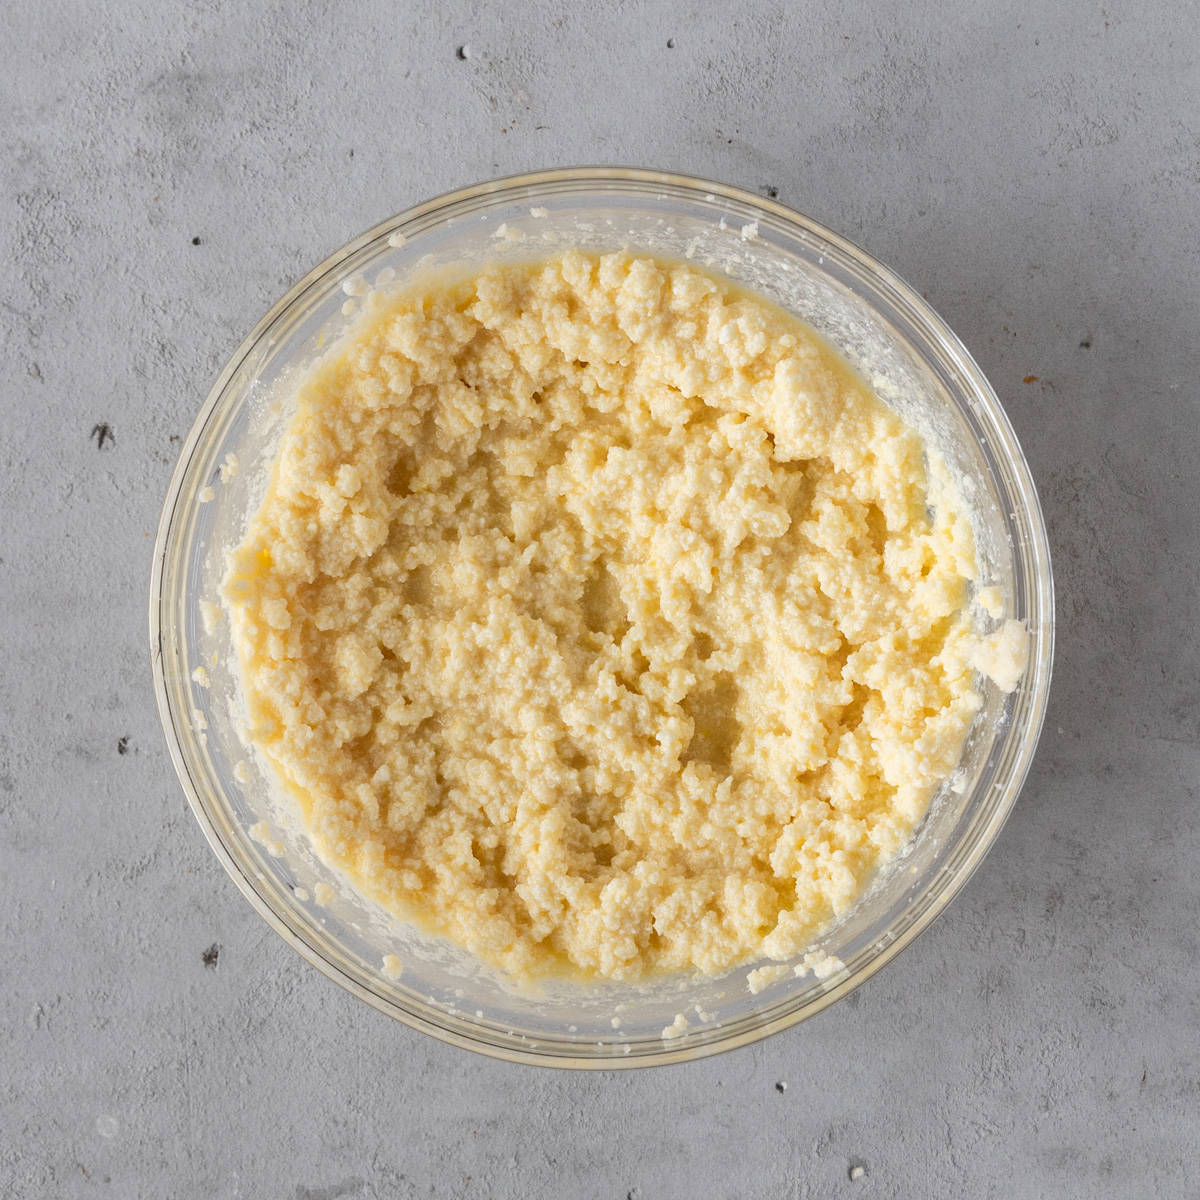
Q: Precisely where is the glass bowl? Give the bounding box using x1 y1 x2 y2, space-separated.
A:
150 167 1053 1068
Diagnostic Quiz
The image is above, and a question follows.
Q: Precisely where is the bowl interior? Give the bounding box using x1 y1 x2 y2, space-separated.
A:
152 170 1052 1066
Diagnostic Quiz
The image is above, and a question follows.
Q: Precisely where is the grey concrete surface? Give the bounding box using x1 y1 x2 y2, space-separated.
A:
3 0 1198 1196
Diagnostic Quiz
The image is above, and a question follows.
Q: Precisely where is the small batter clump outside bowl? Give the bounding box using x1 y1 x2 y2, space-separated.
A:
222 251 1025 983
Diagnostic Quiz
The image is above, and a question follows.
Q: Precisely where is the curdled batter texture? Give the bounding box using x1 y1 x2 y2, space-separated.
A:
223 252 989 981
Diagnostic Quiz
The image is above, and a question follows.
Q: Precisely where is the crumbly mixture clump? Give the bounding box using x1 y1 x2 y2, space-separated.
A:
224 252 985 980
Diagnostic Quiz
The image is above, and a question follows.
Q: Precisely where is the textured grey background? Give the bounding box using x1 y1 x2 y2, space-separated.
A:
3 0 1198 1196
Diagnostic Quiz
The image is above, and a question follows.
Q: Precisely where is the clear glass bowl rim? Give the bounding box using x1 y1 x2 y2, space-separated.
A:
150 165 1054 1068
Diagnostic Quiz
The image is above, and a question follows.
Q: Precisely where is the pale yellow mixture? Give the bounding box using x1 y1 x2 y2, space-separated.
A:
224 251 1011 982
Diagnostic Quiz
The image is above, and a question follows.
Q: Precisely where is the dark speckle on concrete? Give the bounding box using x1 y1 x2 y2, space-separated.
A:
191 235 201 245
116 736 129 756
90 424 114 449
201 944 219 969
